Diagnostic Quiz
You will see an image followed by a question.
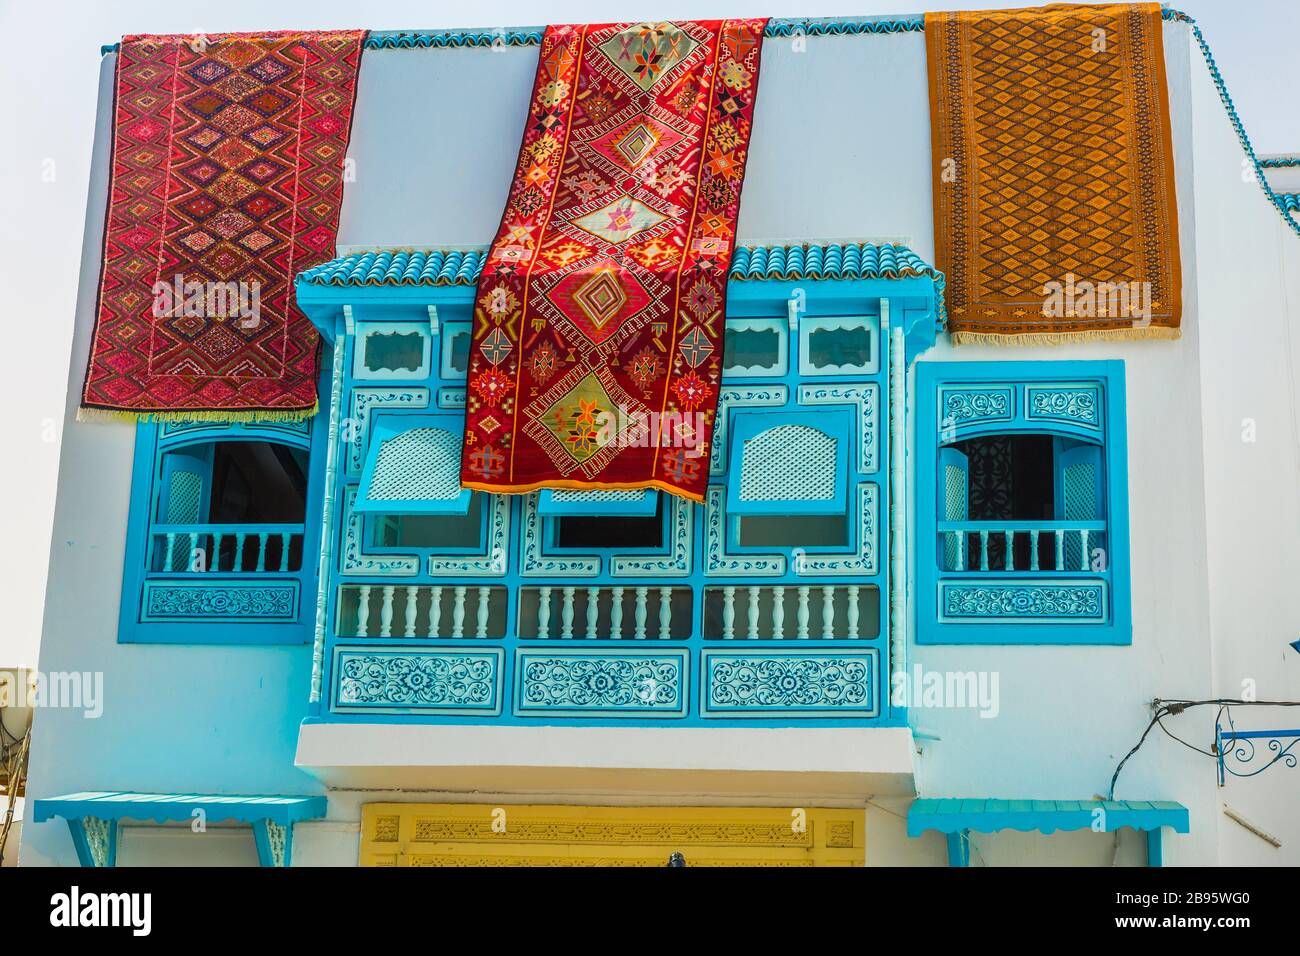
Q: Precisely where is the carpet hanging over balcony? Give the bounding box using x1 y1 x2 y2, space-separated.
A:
80 30 367 421
925 3 1181 343
460 19 769 503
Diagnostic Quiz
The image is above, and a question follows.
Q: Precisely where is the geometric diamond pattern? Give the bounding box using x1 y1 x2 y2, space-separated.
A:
926 3 1180 339
81 30 367 417
461 19 768 501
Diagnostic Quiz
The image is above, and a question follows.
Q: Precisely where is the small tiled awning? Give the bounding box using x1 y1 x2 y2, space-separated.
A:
908 798 1189 867
33 791 327 867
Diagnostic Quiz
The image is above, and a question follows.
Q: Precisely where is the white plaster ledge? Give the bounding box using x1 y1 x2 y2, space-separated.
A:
295 724 916 799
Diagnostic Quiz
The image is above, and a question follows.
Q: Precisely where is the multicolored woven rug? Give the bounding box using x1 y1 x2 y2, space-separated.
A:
81 30 366 420
460 19 768 502
926 3 1181 342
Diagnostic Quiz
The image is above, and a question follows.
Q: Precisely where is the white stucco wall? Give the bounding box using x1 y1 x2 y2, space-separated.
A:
25 21 1299 867
1189 40 1300 866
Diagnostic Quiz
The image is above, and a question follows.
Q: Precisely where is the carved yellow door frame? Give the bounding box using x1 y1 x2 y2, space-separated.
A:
360 804 865 867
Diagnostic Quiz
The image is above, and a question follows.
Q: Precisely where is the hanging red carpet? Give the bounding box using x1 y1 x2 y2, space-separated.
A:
81 30 366 420
461 20 768 502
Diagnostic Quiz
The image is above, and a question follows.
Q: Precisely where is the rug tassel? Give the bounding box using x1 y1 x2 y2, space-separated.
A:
76 404 318 425
949 327 1181 346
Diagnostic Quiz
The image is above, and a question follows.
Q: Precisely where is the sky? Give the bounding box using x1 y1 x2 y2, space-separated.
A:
0 0 1296 667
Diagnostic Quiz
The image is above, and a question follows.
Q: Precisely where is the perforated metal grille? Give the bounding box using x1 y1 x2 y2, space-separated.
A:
738 425 837 501
166 471 203 524
366 427 462 501
942 462 968 570
550 489 646 503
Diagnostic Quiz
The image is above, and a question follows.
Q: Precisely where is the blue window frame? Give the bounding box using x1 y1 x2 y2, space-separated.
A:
915 360 1131 645
119 416 326 644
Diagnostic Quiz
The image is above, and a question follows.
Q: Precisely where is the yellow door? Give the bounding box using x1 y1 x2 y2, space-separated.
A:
360 804 864 867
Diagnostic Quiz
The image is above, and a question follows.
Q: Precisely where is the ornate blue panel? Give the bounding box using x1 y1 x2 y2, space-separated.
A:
939 581 1107 623
701 650 877 717
709 385 788 477
797 383 878 473
704 486 785 576
611 496 694 576
938 385 1014 432
1024 384 1103 431
142 581 298 622
333 648 504 715
520 493 600 577
437 387 466 409
346 387 430 474
425 494 511 576
792 483 878 576
514 649 688 717
339 486 419 576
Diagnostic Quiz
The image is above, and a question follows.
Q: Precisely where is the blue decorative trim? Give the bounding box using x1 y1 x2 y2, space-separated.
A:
32 791 326 828
338 486 420 576
704 486 785 577
346 387 430 474
939 580 1106 623
796 383 878 473
1025 384 1102 430
701 649 877 717
939 385 1013 430
333 648 504 715
1216 725 1300 783
793 484 878 576
142 581 298 622
515 649 688 717
907 799 1190 837
610 496 694 577
916 360 1132 645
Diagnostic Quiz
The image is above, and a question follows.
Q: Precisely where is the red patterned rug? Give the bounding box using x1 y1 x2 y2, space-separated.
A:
460 20 768 502
81 30 366 419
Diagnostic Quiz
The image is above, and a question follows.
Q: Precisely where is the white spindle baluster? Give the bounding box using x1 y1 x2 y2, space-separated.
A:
404 587 418 638
797 586 810 639
979 530 989 571
722 587 735 640
610 587 624 640
280 533 291 572
846 585 860 639
1030 530 1040 571
956 531 966 572
1079 529 1090 571
476 587 491 638
658 587 672 640
233 533 246 572
537 587 552 640
211 533 223 572
429 587 443 638
1004 531 1014 571
561 587 575 639
452 586 466 638
634 587 648 639
256 532 268 572
1055 530 1065 571
586 588 600 639
821 586 835 639
164 533 176 571
379 586 395 637
747 587 760 640
772 586 786 640
356 586 372 638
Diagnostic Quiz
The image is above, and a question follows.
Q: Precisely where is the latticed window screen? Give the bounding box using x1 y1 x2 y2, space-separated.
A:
356 413 471 514
738 425 838 502
368 428 462 501
551 489 644 503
